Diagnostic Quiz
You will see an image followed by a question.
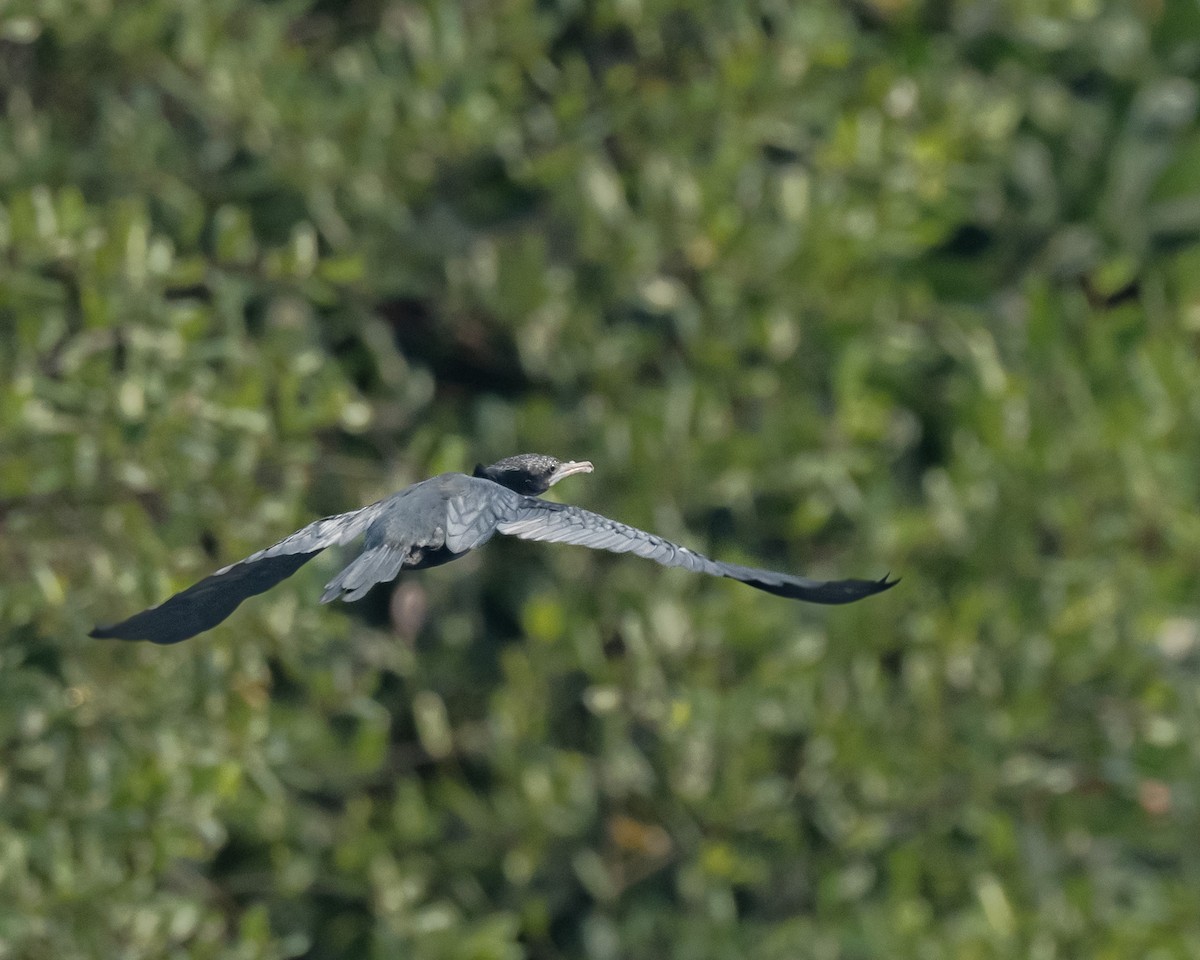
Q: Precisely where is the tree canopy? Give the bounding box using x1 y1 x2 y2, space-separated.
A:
3 1 1200 958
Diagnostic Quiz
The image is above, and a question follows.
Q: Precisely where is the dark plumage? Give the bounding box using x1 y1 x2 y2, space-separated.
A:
91 454 897 644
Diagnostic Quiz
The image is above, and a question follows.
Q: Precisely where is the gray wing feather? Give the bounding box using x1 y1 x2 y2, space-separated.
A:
221 502 388 572
91 501 388 644
495 498 896 605
443 486 506 553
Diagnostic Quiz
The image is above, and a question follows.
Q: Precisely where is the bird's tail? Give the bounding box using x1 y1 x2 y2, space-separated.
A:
321 544 409 603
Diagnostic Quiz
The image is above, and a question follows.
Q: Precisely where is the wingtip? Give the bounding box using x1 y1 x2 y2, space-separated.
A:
89 624 138 641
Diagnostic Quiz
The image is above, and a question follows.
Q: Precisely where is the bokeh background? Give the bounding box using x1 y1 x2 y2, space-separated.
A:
4 1 1200 958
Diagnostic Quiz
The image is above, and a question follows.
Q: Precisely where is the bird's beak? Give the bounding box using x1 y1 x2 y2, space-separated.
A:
547 460 594 486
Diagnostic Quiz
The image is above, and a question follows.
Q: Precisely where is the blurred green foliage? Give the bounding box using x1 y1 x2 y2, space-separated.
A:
3 0 1200 957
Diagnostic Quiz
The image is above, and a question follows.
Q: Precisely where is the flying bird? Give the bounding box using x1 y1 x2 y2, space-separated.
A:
91 454 897 644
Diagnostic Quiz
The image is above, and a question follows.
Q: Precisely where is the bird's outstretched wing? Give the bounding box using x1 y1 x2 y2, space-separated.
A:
493 496 897 604
90 502 387 644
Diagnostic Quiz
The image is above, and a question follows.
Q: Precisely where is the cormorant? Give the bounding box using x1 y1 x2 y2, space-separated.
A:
91 453 896 644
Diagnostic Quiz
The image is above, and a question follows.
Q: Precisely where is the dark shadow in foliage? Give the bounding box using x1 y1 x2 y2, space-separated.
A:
436 153 545 229
377 296 537 398
548 11 638 77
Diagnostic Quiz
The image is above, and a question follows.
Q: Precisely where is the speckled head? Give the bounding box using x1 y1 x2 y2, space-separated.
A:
472 454 594 496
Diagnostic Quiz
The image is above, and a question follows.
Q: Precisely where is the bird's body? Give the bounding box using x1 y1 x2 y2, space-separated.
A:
92 454 896 644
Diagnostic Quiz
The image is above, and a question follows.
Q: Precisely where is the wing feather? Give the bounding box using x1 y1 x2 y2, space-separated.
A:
90 501 388 644
443 483 507 553
494 498 896 605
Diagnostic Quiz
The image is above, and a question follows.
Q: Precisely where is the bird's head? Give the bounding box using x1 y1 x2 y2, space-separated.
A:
473 453 594 496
